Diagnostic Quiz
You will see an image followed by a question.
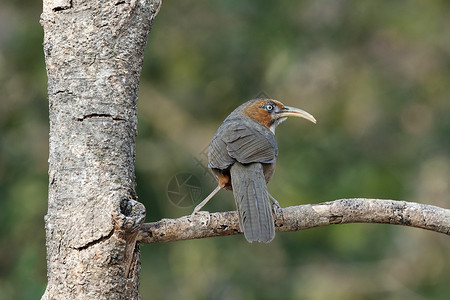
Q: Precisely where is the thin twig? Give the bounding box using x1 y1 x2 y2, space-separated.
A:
137 198 450 244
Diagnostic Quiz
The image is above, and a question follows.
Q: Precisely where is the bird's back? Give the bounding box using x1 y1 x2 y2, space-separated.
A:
208 113 278 171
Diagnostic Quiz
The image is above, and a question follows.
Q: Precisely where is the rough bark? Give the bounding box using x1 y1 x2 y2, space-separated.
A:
138 199 450 243
41 0 161 299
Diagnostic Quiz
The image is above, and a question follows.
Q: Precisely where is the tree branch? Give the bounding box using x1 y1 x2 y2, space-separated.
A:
138 198 450 243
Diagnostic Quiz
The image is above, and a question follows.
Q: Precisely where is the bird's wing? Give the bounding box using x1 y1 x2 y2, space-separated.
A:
208 133 235 169
208 120 277 169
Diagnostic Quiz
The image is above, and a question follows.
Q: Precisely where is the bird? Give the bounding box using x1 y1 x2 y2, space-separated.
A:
192 98 316 243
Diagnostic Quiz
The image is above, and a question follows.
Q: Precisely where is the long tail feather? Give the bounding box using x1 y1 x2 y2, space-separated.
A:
230 162 275 243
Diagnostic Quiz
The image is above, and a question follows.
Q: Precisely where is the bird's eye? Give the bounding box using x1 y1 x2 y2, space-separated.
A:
265 104 274 111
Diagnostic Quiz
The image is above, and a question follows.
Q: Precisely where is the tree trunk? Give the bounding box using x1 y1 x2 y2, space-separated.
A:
40 0 160 299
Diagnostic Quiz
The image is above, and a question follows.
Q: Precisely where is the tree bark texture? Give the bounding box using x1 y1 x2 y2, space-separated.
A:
138 199 450 244
41 0 160 299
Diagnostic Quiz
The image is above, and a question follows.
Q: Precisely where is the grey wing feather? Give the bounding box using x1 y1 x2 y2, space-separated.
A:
209 120 277 169
208 135 234 169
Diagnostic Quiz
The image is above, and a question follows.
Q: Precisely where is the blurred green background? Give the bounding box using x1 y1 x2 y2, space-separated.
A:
1 0 449 299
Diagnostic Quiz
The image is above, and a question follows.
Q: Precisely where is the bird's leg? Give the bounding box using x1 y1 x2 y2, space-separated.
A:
191 185 222 216
268 192 281 213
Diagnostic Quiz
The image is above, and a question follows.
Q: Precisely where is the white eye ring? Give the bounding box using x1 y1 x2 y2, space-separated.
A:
265 104 274 111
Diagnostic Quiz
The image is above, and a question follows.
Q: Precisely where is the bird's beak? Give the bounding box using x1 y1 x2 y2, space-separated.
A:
277 106 316 124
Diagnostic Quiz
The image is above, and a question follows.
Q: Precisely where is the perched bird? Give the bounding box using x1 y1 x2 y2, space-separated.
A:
192 99 316 243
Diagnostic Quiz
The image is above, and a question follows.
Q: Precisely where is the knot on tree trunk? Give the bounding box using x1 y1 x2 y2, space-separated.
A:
113 198 146 277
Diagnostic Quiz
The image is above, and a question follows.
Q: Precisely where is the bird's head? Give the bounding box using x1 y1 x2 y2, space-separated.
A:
242 99 316 133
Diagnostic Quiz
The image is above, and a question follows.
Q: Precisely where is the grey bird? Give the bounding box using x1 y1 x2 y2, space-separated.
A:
192 99 316 243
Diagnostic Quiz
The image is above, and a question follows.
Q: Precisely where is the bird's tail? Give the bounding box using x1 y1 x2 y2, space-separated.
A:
230 162 275 243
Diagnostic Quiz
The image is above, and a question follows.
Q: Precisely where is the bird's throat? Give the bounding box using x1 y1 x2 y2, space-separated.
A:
269 117 287 134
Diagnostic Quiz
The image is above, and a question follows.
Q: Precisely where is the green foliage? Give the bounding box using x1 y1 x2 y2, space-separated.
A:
1 0 449 299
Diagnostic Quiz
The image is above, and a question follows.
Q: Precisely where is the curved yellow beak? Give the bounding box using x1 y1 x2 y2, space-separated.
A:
278 106 316 124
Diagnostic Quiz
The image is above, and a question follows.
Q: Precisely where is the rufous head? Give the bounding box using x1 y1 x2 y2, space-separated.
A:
242 99 316 133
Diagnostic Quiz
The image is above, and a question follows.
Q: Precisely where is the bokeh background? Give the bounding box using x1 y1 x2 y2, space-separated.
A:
1 0 449 299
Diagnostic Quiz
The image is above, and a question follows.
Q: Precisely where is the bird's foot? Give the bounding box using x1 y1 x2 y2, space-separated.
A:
190 185 222 218
272 202 281 214
189 210 211 225
190 202 208 217
190 205 202 218
268 193 281 213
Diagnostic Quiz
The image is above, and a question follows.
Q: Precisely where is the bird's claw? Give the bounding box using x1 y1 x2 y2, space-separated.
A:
272 202 281 214
268 193 281 214
190 208 200 218
189 210 211 225
190 203 208 217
